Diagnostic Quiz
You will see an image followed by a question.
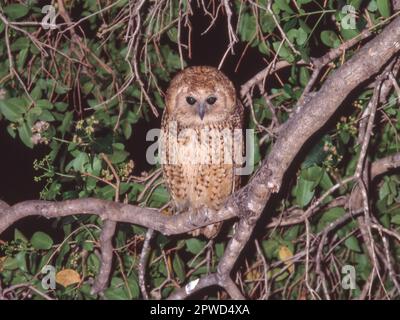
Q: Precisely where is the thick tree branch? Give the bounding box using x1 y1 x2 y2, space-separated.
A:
0 199 237 236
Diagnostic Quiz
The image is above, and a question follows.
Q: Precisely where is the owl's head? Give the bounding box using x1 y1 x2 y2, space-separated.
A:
165 66 237 126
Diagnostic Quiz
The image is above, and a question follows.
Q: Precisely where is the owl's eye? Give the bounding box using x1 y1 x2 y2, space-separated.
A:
186 96 197 105
206 96 217 105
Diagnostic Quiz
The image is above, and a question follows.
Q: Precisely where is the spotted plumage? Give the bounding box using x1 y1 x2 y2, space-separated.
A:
160 66 244 238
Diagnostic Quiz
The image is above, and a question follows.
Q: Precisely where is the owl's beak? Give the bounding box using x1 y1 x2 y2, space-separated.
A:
197 102 206 120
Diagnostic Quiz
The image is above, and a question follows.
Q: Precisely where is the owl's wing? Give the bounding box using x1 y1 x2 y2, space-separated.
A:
160 112 189 211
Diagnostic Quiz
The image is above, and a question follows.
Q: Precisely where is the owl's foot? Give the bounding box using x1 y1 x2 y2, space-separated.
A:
201 222 222 239
187 206 208 227
188 206 222 239
189 228 202 237
161 207 174 216
188 223 221 239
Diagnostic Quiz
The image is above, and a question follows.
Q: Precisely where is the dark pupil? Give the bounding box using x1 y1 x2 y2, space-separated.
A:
186 96 196 105
207 96 217 105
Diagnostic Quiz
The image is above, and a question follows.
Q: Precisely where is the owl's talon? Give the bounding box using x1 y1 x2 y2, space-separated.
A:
190 228 201 237
188 208 199 227
161 207 174 216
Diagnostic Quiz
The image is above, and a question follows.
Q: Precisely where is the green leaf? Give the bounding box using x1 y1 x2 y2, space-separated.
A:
340 130 350 144
39 110 55 121
18 122 33 148
4 4 29 19
252 133 261 165
377 0 391 17
36 100 53 110
6 125 16 138
17 48 29 69
95 185 115 200
14 229 28 242
192 266 208 277
301 166 324 185
260 13 275 33
15 251 28 272
82 82 94 94
319 171 334 190
274 269 289 281
54 244 70 268
88 253 100 272
55 102 68 112
104 278 129 300
275 0 294 13
122 121 132 139
294 178 315 207
11 37 30 51
31 231 53 250
340 28 360 41
104 287 128 300
108 148 129 164
344 235 361 252
90 156 102 176
262 239 279 259
391 215 400 225
185 238 206 255
0 98 27 122
380 213 390 229
45 181 61 200
283 226 300 241
302 138 327 168
368 0 378 12
167 27 178 43
287 29 298 43
54 83 70 94
258 41 270 55
71 152 89 172
91 134 114 154
82 241 94 251
299 67 310 87
149 186 169 204
126 277 140 299
287 28 308 46
349 0 362 9
85 176 97 191
173 254 186 283
299 19 312 34
379 180 391 200
321 30 340 48
3 257 19 270
59 111 73 135
131 225 146 236
239 13 257 42
215 242 225 258
296 28 308 45
29 87 42 102
127 110 140 124
155 233 170 249
273 41 294 62
317 207 345 231
165 51 183 70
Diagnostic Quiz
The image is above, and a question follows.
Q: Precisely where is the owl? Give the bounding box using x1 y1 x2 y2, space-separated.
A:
160 66 244 238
